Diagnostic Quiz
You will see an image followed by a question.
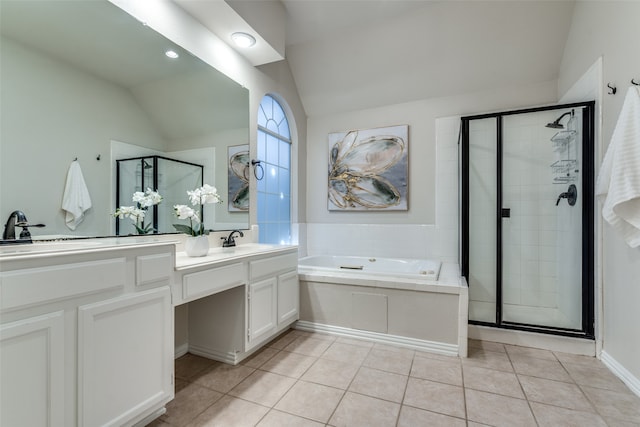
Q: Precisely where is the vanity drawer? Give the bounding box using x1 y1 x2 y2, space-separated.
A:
1 258 126 312
182 262 246 301
136 252 173 287
249 252 298 281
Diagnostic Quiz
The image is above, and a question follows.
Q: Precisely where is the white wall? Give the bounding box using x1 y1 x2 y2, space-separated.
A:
558 1 640 389
305 82 558 257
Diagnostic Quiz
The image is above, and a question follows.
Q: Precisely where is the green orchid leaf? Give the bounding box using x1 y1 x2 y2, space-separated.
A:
173 224 194 236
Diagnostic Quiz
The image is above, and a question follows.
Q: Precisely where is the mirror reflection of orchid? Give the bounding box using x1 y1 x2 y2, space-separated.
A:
113 188 163 234
228 145 250 211
328 125 408 210
173 184 222 236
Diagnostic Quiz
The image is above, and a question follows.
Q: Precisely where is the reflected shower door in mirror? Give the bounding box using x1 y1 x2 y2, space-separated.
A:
462 102 595 338
0 0 250 238
116 156 203 236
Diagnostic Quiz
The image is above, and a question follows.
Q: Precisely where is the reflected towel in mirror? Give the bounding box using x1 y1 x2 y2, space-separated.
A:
62 160 92 230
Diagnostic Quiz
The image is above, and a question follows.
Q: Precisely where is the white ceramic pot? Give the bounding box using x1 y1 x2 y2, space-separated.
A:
185 235 209 257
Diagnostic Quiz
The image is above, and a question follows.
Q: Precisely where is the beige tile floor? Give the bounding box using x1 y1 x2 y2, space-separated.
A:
149 329 640 426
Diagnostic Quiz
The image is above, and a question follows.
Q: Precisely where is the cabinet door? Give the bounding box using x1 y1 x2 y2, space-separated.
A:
246 277 277 350
1 311 65 427
78 286 173 427
278 270 299 327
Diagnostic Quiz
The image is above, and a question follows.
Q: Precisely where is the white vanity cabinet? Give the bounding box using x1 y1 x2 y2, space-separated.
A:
0 242 175 427
246 252 299 351
77 286 173 427
177 246 299 364
0 311 65 427
246 277 278 350
277 270 300 326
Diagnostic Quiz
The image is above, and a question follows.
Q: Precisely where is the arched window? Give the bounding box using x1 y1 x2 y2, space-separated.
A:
257 95 291 244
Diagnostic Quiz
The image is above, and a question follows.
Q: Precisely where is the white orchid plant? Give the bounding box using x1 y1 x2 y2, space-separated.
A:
113 188 163 234
173 184 222 236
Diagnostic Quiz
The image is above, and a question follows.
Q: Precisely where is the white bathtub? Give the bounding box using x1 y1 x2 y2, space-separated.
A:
296 255 469 357
298 255 442 281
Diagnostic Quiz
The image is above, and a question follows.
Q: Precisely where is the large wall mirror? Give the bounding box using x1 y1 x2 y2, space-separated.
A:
0 0 250 238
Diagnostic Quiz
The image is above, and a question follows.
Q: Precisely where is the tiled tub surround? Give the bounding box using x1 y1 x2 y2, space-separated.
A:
297 262 468 358
150 330 640 427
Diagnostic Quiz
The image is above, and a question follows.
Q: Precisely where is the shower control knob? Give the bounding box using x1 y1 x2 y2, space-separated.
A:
556 184 578 206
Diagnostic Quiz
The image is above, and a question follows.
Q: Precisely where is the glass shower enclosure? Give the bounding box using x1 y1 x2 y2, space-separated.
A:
462 102 595 337
116 156 203 235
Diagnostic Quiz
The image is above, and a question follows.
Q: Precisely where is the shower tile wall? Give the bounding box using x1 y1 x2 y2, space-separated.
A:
502 112 562 316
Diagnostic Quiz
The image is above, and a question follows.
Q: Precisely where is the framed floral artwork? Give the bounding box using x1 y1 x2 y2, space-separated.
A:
228 144 249 211
328 124 408 211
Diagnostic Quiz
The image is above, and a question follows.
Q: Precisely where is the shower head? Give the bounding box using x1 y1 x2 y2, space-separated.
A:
142 160 152 169
545 112 572 129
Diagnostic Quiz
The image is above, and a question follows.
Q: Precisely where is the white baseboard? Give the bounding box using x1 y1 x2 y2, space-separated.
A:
295 321 459 357
132 407 166 427
601 351 640 397
188 344 239 365
174 342 189 359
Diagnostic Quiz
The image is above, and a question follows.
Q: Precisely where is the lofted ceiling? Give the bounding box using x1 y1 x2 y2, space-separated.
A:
174 0 576 117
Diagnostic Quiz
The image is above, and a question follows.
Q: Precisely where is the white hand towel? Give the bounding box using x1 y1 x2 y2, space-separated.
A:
596 86 640 248
62 160 92 230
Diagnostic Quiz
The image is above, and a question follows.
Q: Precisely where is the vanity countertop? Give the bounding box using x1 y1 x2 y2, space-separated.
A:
0 238 298 270
0 236 179 261
175 243 298 270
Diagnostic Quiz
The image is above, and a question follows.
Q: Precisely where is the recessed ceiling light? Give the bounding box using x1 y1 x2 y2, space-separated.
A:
231 32 256 48
165 50 179 59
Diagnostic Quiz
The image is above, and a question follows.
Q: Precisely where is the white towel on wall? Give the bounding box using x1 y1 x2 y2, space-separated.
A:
596 86 640 248
62 160 92 230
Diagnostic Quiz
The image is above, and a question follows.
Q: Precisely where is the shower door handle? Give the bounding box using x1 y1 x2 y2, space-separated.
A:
501 208 511 218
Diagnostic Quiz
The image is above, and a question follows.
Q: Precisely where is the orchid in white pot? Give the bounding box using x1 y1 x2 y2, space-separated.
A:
173 184 222 236
113 188 162 234
173 184 222 256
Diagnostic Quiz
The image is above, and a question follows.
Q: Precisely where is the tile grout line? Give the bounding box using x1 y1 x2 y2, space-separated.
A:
460 356 468 426
240 332 330 426
320 339 373 426
393 351 414 427
553 349 606 419
506 347 541 427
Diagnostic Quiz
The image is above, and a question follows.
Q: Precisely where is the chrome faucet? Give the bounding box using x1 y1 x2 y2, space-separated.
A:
2 211 45 242
221 230 244 248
